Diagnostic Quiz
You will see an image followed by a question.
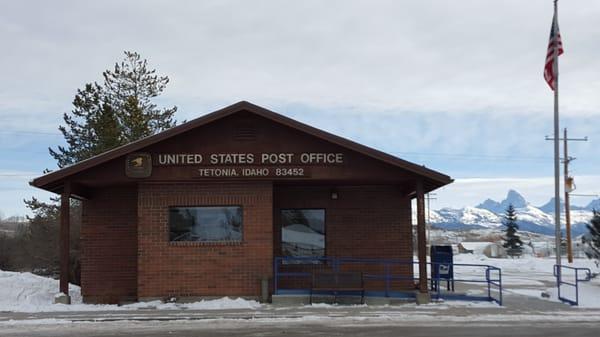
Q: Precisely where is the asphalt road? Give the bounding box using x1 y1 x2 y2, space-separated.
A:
2 321 599 337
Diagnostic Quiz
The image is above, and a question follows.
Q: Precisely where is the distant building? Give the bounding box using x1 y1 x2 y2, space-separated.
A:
458 242 506 258
528 241 553 257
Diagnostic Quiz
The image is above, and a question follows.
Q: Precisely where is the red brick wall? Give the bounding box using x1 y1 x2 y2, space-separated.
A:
81 183 412 303
274 185 414 290
274 185 412 258
81 186 138 304
137 182 273 300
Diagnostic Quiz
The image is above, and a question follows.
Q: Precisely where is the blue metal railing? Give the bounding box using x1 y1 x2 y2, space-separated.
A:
274 256 503 305
554 264 592 306
486 266 503 305
428 262 502 305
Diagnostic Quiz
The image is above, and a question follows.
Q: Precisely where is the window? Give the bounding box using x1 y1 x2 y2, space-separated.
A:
169 206 243 242
281 209 325 257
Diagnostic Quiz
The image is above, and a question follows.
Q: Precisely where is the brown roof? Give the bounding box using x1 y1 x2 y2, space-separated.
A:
31 101 452 192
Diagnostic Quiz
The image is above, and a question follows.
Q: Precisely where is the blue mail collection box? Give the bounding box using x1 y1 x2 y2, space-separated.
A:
430 245 454 291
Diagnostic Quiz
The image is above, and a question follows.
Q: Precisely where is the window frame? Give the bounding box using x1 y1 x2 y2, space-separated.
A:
167 205 244 244
280 208 327 259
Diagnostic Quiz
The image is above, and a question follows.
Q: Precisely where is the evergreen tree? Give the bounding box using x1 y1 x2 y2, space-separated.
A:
49 84 123 168
22 197 60 270
502 204 523 258
22 51 176 282
49 51 177 167
103 51 177 143
583 210 600 266
19 197 82 282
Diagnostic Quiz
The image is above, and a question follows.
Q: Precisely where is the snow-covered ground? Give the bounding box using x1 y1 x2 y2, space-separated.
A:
0 269 261 313
1 254 599 313
449 254 600 307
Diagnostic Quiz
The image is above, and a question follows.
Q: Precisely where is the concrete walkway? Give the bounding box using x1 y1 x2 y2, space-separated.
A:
0 293 591 323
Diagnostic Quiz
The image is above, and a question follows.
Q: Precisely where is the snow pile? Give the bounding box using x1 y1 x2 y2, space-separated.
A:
126 297 262 310
0 269 82 312
0 269 260 312
185 297 261 310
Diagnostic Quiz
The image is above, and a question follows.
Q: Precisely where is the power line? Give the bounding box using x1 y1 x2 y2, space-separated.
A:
395 151 553 162
570 193 599 198
0 130 60 136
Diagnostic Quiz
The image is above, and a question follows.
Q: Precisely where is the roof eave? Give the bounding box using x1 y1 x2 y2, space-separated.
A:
31 101 453 192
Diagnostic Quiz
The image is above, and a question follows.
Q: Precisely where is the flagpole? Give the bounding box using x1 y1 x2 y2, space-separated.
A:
553 0 562 267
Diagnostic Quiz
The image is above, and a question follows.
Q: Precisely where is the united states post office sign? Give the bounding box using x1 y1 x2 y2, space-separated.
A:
153 152 344 166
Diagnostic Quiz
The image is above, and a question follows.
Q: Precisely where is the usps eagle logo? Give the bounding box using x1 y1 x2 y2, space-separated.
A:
126 153 152 178
130 156 144 167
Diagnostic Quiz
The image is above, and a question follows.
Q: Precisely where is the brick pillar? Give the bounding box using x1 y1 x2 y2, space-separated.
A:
59 182 71 296
416 180 428 293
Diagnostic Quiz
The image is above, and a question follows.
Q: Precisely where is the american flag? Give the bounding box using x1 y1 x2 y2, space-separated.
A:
544 12 564 91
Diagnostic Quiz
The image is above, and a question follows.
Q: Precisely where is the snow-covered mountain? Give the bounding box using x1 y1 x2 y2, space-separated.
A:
537 197 586 213
476 189 527 213
586 199 600 211
431 190 596 236
433 207 501 230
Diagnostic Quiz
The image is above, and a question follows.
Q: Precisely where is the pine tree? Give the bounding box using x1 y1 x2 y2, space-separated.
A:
502 204 523 258
49 51 177 167
103 51 177 143
22 51 177 282
49 84 124 168
583 210 600 266
22 197 60 270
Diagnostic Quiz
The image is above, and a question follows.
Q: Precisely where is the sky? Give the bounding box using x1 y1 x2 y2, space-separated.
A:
1 0 599 217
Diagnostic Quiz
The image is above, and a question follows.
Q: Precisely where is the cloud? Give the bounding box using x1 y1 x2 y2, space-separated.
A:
276 105 599 181
434 175 600 209
0 171 54 218
1 0 599 216
1 0 599 121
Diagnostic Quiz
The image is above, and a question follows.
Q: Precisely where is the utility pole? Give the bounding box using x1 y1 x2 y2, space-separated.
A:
546 128 588 263
425 193 437 246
